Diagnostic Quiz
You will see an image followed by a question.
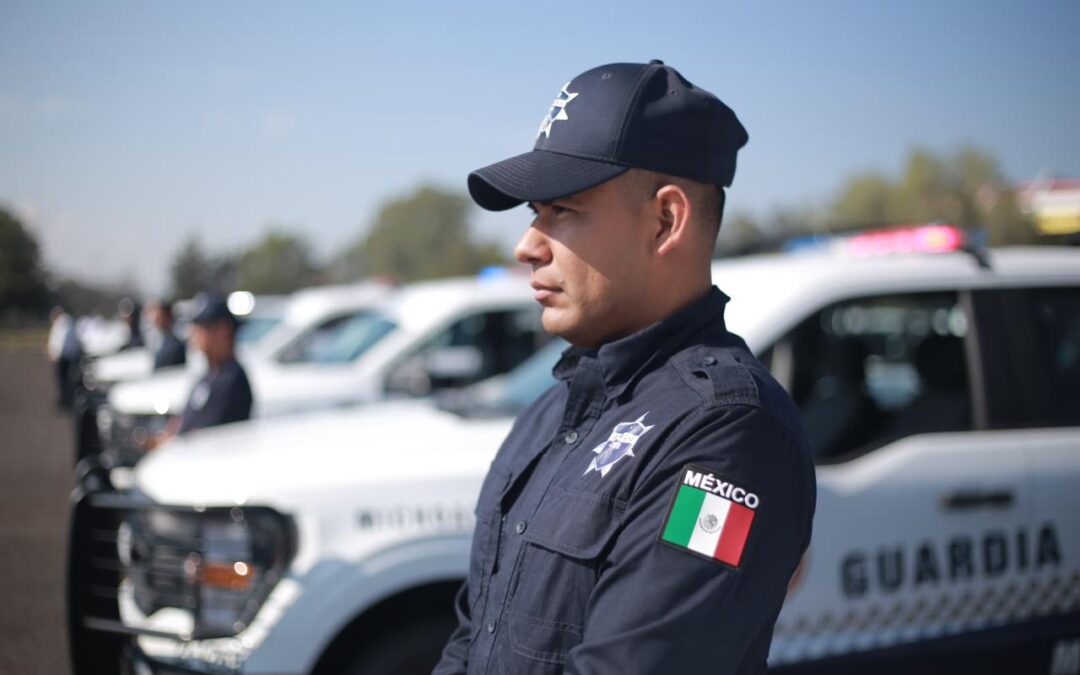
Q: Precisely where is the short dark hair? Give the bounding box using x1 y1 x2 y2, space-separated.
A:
626 170 726 241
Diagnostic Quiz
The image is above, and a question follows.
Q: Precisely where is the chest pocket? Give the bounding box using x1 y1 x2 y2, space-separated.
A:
505 485 625 668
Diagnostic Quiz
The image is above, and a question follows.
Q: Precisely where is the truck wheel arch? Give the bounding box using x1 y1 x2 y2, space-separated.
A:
309 579 462 675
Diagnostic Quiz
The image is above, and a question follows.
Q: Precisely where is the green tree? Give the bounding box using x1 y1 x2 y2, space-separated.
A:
950 147 1037 245
52 277 132 317
825 146 1038 245
830 173 893 231
169 234 241 298
236 229 319 294
170 235 214 299
323 239 368 284
714 212 763 257
359 186 506 282
0 206 51 320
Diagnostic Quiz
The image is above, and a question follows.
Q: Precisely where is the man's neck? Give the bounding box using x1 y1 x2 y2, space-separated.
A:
636 277 712 333
206 352 233 371
586 280 713 350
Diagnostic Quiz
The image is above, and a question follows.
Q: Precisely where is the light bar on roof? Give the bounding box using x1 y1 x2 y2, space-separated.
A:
847 224 964 257
784 223 966 257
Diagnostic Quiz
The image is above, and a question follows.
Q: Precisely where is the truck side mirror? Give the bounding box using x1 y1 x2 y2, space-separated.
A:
423 346 484 384
385 346 486 397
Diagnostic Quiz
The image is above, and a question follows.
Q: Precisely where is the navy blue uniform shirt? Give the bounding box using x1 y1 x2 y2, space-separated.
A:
176 357 253 435
434 287 815 675
153 330 187 370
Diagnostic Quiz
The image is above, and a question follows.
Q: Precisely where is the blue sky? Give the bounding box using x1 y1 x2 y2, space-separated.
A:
2 1 1078 294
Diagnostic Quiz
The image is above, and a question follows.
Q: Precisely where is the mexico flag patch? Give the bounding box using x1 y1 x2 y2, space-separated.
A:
659 464 759 567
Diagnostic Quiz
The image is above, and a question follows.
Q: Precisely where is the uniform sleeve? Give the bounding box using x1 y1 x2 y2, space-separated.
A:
431 582 471 674
566 404 814 675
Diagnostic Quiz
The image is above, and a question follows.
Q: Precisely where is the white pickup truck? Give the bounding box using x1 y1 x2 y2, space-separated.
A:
70 237 1080 675
82 292 290 392
93 273 546 468
77 284 389 466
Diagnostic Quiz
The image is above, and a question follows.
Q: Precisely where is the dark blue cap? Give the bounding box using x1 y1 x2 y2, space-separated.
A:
190 293 238 326
468 60 749 211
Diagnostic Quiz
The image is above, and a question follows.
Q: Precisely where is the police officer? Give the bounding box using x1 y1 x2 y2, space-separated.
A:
118 297 144 350
146 299 187 370
144 294 253 449
434 61 815 674
47 305 83 408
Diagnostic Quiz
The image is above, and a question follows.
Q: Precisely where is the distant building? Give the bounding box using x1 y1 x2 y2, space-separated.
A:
1016 178 1080 235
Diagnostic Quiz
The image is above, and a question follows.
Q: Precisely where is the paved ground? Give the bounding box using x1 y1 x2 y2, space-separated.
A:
0 347 73 675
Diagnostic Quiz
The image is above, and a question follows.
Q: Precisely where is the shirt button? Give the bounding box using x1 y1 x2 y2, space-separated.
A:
487 621 496 633
702 356 718 366
515 520 527 534
564 430 579 444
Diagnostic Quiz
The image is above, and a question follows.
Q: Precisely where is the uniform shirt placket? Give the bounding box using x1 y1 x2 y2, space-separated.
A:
475 357 606 674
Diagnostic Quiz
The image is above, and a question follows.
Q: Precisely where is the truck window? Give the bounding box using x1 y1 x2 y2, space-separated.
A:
386 308 547 395
767 292 973 463
1028 287 1080 426
276 311 396 364
236 316 282 346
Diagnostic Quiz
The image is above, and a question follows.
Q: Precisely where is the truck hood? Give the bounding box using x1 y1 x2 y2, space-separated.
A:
90 348 155 385
134 400 511 507
106 357 373 417
109 368 197 415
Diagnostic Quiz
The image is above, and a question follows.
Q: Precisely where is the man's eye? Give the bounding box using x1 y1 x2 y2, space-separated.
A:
552 205 573 216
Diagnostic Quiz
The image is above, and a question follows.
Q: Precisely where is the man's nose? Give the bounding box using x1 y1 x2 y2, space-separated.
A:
514 224 551 267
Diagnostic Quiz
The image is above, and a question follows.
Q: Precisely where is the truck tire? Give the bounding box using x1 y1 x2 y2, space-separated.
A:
336 612 457 675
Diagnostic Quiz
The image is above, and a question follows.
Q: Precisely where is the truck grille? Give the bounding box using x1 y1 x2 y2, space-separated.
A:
97 407 168 467
70 490 295 644
126 510 265 624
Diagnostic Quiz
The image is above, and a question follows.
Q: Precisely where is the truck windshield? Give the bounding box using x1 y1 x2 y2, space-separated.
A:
237 317 283 345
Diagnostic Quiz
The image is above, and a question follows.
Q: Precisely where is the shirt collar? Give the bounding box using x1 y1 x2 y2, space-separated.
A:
553 286 730 400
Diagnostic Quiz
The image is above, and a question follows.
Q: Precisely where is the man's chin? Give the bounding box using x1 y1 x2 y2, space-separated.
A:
541 310 600 348
541 309 576 341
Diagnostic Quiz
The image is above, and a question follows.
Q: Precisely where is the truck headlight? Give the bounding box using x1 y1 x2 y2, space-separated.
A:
99 411 169 467
124 505 296 639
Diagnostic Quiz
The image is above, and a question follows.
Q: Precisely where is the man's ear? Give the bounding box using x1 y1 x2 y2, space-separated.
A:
653 184 692 257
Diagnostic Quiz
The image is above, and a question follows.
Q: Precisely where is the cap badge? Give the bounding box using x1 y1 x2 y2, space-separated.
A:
537 82 578 139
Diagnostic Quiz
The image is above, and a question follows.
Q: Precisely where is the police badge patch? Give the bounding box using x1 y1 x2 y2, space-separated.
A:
585 413 654 478
190 381 211 410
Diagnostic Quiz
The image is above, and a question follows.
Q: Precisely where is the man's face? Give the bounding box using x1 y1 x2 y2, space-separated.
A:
148 304 168 330
190 321 232 361
516 173 654 347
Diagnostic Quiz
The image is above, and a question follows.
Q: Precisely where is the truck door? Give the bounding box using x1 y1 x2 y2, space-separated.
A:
766 290 1038 672
982 286 1080 672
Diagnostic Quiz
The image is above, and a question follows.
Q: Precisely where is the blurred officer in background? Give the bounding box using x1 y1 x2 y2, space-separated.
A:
144 295 253 449
146 298 186 370
46 305 83 409
435 61 815 674
118 297 144 350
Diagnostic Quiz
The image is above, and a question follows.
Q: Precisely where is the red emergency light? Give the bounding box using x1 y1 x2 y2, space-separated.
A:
847 224 964 257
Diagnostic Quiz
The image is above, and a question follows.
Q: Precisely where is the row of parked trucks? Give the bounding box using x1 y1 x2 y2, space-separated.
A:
68 230 1080 674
